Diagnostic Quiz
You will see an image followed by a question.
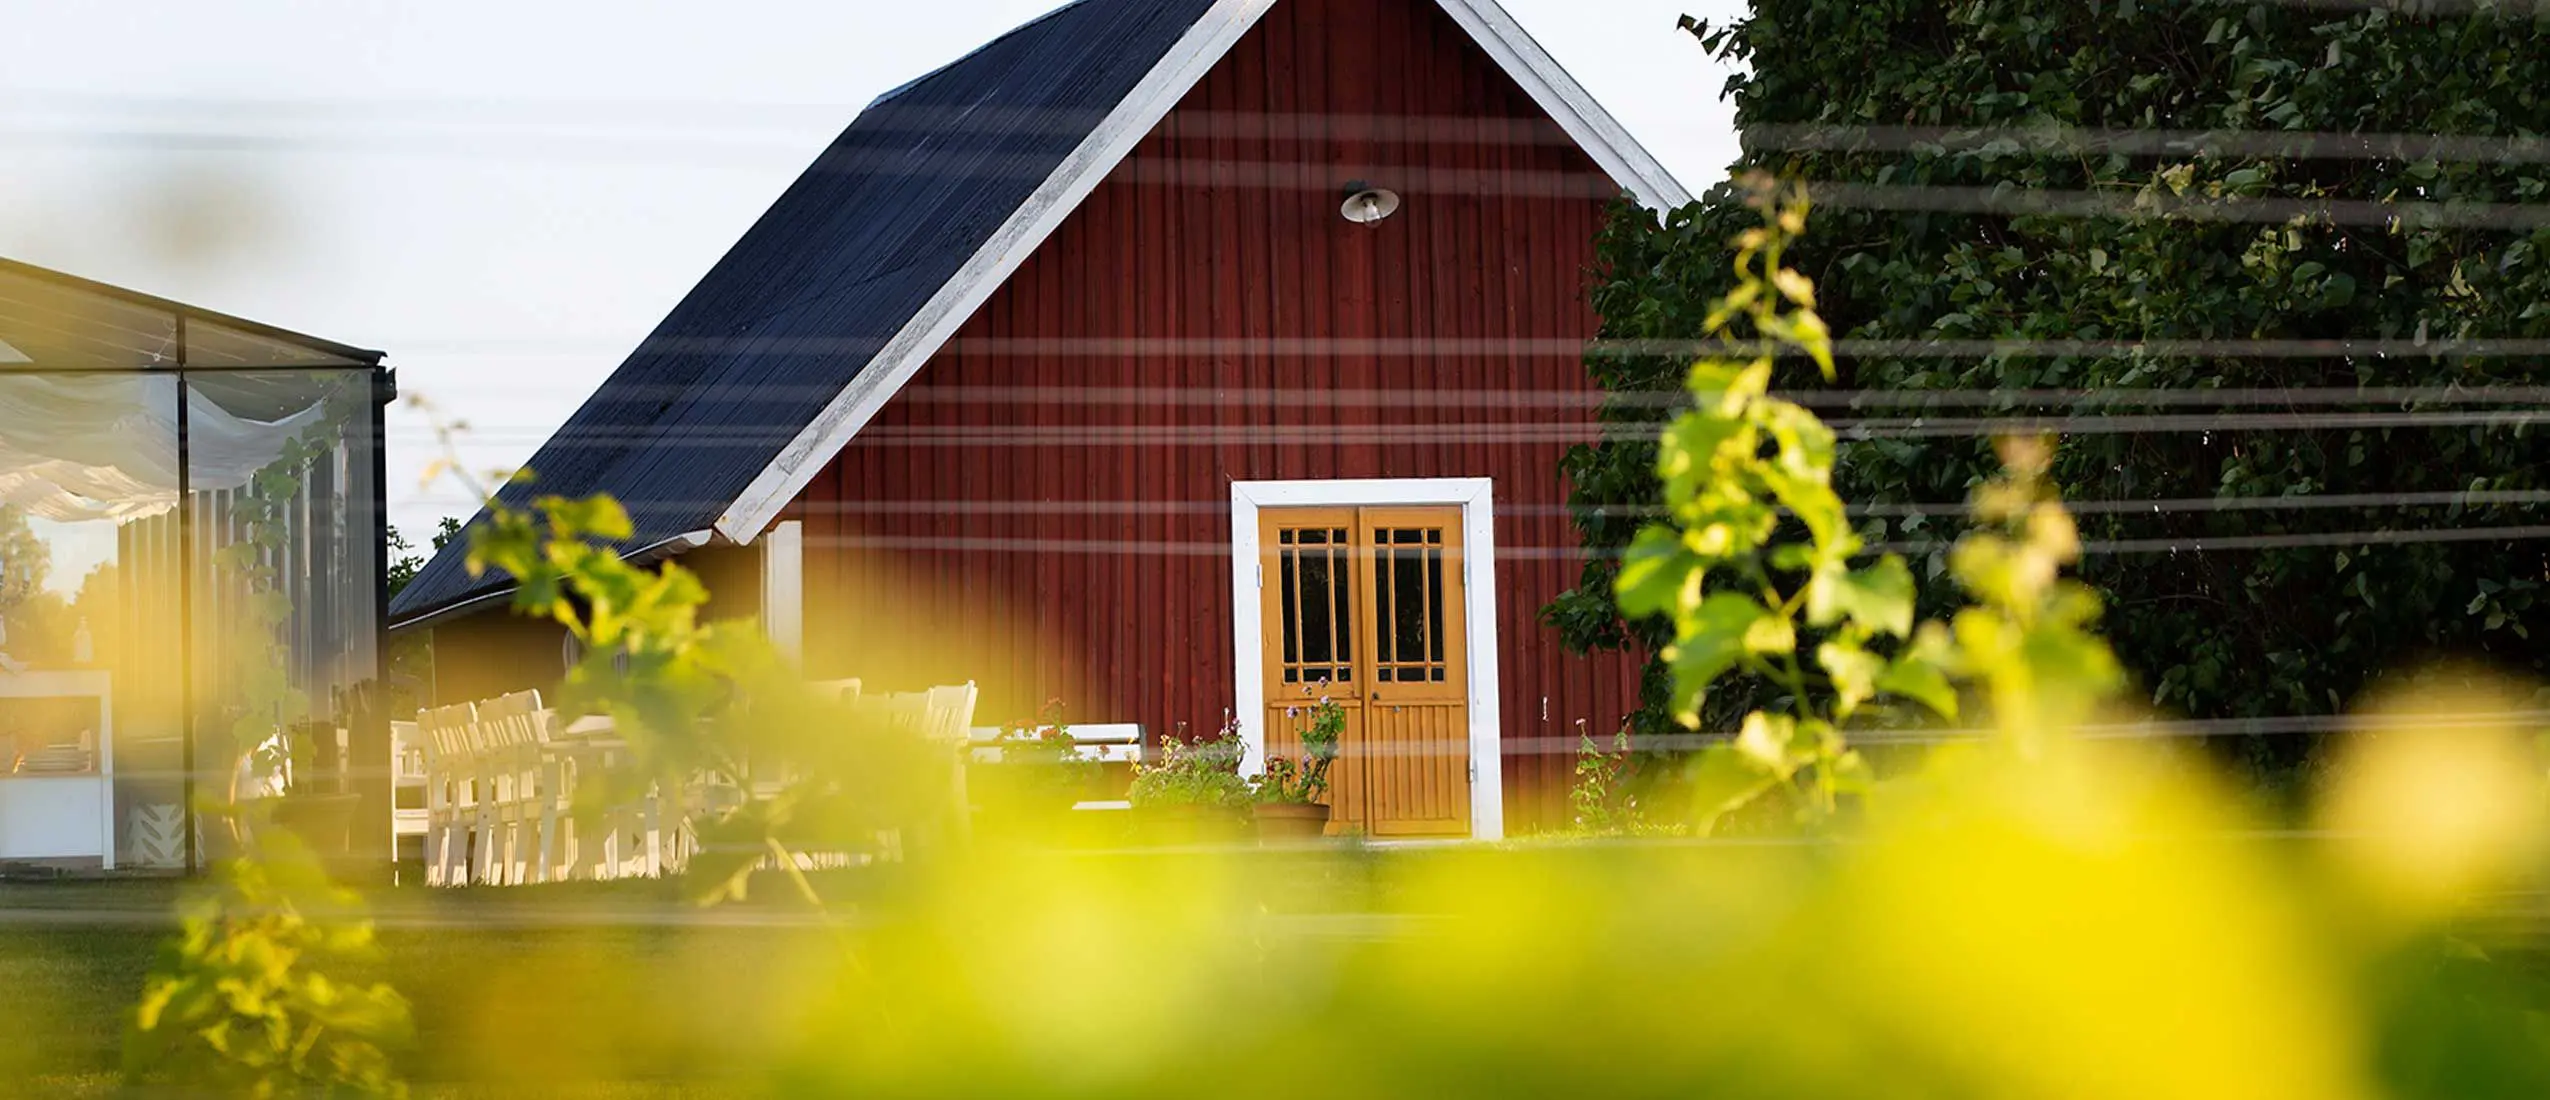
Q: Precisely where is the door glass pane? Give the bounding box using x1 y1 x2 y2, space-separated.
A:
1371 526 1449 685
1298 544 1333 671
1372 540 1395 667
1391 532 1426 682
1277 531 1299 678
1427 542 1447 679
1329 528 1351 677
1275 524 1351 686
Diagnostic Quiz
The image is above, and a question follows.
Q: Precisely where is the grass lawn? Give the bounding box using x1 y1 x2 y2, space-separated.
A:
9 847 2546 1097
0 848 1398 1096
0 877 848 1097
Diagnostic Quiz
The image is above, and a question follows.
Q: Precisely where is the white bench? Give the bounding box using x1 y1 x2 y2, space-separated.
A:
969 724 1142 814
967 723 1144 764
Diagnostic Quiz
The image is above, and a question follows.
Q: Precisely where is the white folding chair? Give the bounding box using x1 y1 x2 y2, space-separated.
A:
462 705 501 887
419 702 481 888
534 707 655 883
391 720 428 866
480 691 554 886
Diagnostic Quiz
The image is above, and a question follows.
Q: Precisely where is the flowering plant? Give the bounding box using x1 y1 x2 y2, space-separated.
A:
1256 693 1343 806
995 698 1088 768
979 697 1100 814
1127 717 1253 809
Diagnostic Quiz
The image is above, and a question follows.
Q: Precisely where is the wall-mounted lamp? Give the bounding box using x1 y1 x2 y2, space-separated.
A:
1340 180 1401 227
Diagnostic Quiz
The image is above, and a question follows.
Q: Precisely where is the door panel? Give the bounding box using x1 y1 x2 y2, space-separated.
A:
1257 504 1469 838
1363 703 1469 836
1357 508 1468 836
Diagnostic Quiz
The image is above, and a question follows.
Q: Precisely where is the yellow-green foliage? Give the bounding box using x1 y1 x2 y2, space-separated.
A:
737 718 2542 1099
122 820 411 1097
463 488 957 905
725 184 2550 1100
1615 178 2126 833
189 337 2536 1099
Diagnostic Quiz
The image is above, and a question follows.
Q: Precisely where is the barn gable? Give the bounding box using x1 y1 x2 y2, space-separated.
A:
389 0 1684 629
789 0 1662 832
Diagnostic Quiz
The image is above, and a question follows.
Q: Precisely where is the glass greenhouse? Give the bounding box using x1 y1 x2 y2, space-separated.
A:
0 258 389 871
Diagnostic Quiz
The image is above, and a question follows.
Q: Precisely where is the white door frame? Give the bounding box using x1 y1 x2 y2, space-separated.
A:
1229 478 1504 841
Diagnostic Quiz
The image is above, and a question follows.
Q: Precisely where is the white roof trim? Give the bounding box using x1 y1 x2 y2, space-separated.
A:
1434 0 1693 211
714 0 1690 543
716 0 1283 542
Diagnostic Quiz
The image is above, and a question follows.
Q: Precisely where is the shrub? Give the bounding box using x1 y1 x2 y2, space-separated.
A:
1551 0 2550 789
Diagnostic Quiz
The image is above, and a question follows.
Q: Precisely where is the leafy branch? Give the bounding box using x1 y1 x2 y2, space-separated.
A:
416 397 950 908
124 819 411 1097
127 378 413 1097
1619 177 2121 833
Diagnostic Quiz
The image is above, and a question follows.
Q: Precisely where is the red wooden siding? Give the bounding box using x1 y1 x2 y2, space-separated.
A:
788 0 1644 832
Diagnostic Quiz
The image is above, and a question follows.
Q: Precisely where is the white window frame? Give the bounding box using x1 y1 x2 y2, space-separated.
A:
1228 478 1504 841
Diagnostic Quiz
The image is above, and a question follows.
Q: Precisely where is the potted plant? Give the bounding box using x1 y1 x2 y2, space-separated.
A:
1253 696 1342 842
974 698 1101 835
1126 719 1252 844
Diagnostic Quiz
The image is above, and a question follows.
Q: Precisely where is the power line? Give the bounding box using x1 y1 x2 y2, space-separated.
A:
792 523 2550 559
378 382 2550 410
1824 408 2550 437
381 407 2550 446
1832 707 2550 749
1810 180 2550 230
1891 522 2550 557
771 490 2550 519
380 491 2550 523
0 94 1605 147
2238 0 2550 13
376 334 2550 361
1747 123 2550 164
663 710 2549 761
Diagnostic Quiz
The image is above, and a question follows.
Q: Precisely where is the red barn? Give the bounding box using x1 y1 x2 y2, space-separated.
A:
391 0 1689 837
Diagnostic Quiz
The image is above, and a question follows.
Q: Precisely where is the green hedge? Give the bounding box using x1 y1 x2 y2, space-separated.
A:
1553 0 2550 781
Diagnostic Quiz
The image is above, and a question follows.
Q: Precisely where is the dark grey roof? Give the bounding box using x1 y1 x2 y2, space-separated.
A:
391 0 1221 625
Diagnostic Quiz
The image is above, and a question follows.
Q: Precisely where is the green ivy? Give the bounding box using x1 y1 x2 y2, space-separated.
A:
1554 0 2550 785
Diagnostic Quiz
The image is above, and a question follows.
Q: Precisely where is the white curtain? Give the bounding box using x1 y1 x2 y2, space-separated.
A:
0 375 326 523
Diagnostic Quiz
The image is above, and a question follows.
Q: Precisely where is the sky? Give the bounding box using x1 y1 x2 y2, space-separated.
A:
0 0 1746 544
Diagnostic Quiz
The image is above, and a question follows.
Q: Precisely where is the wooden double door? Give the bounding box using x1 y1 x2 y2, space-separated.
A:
1258 507 1470 837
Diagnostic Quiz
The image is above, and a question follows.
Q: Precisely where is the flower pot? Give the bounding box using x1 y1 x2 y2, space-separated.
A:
1253 801 1331 843
972 760 1101 839
1135 803 1250 847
